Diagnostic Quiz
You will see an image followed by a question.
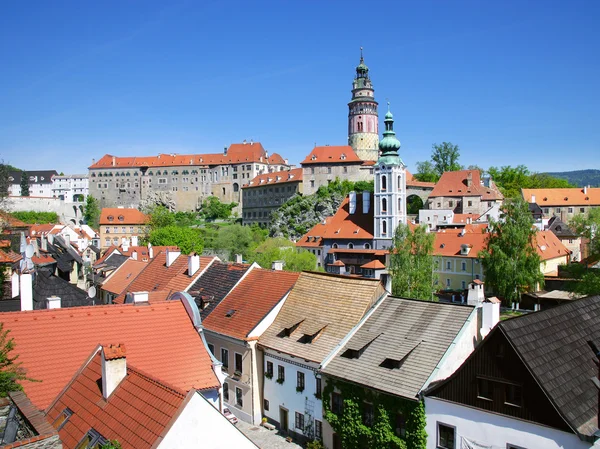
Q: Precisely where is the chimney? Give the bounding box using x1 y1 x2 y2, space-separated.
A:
224 146 228 156
272 260 284 271
584 186 588 195
48 233 54 244
148 243 154 259
112 156 116 167
380 272 392 293
132 291 149 304
349 191 357 214
64 234 70 246
480 297 500 339
131 250 138 261
235 254 243 264
531 194 536 204
362 191 370 214
47 296 61 309
188 254 200 276
101 344 127 399
11 272 19 298
467 280 484 307
122 238 129 252
166 248 181 267
20 273 33 311
131 235 138 246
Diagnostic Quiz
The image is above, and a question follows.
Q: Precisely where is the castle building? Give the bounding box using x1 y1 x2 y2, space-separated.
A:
373 105 407 249
348 49 379 162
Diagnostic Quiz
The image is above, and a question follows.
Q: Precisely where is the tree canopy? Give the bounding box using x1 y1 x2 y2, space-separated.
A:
389 223 438 300
0 163 10 208
567 208 600 296
200 196 237 220
479 198 544 304
10 211 58 224
414 142 462 182
19 170 30 197
247 237 318 271
83 195 101 229
488 165 574 199
148 225 204 255
0 323 28 397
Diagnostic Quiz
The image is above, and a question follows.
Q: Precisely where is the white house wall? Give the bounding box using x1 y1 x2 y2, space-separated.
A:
425 397 600 449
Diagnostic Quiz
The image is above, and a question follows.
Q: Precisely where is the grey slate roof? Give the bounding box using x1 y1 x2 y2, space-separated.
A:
547 216 579 238
8 170 58 185
499 295 600 438
259 272 385 363
322 296 475 400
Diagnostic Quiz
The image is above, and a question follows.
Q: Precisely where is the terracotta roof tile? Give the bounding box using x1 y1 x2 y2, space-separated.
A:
0 212 28 229
301 146 363 165
0 301 219 410
102 259 147 295
522 187 600 206
0 250 22 264
259 272 385 363
113 251 216 304
100 208 148 225
360 259 386 269
46 348 188 449
267 153 287 165
203 268 300 340
243 168 303 189
430 170 503 201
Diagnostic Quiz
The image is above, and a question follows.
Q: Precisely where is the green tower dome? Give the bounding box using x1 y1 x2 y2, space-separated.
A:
377 103 403 166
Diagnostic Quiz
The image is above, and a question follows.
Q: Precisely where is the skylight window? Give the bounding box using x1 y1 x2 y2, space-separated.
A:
52 408 73 431
226 309 236 317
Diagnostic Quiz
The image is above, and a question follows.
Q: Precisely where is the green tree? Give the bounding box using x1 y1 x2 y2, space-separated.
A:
480 198 544 304
214 224 256 260
100 441 122 449
488 165 574 199
83 195 101 229
568 208 600 296
10 211 58 224
0 323 27 396
19 171 30 197
389 223 437 300
413 161 439 183
248 238 317 271
431 142 462 177
147 205 176 230
148 225 204 255
0 162 10 208
201 196 237 220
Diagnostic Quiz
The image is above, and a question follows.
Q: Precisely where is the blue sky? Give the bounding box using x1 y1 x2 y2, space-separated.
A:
1 0 598 174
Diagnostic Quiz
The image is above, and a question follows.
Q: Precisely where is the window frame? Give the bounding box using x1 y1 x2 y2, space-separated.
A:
221 348 229 369
266 361 274 378
234 352 243 374
236 386 243 407
277 365 285 382
437 422 456 449
223 382 229 401
295 411 305 430
297 371 305 390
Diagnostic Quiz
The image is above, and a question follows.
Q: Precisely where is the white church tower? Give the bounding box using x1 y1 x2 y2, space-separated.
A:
374 104 407 249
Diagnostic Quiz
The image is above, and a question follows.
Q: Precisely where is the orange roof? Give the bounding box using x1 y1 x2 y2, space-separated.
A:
113 251 216 304
0 301 219 410
0 250 21 264
522 187 600 206
102 259 147 295
430 169 503 201
47 347 189 449
329 260 345 267
31 254 55 266
301 146 363 165
268 153 287 165
243 168 303 189
29 224 57 235
89 142 283 169
0 240 9 248
203 268 300 340
360 260 386 269
329 248 387 256
100 208 148 225
534 230 571 260
297 195 374 248
0 212 28 228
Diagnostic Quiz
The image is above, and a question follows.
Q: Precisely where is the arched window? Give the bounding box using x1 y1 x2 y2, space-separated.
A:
382 198 387 214
222 187 226 195
348 243 354 249
398 175 402 189
364 243 371 249
358 121 363 132
332 243 338 249
382 221 387 235
381 175 387 191
233 183 239 192
398 198 402 213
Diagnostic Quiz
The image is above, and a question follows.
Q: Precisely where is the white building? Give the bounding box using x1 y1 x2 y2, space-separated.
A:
8 170 57 197
51 174 89 202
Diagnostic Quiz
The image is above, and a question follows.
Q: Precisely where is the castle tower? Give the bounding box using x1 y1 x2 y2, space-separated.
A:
348 48 379 162
374 104 407 249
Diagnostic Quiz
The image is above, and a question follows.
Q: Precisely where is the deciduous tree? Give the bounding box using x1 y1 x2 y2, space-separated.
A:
148 226 204 255
431 142 462 176
389 223 437 300
568 208 600 296
479 198 543 304
248 238 317 271
83 195 101 229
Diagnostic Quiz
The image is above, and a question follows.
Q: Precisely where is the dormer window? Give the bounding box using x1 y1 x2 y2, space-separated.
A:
118 215 124 222
341 153 347 160
312 155 317 160
107 215 114 222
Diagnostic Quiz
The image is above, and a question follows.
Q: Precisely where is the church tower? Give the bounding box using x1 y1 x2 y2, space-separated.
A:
348 48 379 162
374 104 407 249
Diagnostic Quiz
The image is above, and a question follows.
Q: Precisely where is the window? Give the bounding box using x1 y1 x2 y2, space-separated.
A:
316 377 322 399
461 262 466 271
363 402 374 426
568 207 573 213
297 371 305 390
52 408 73 431
555 208 561 213
477 377 493 400
348 243 354 249
505 383 522 407
446 279 451 287
437 423 455 449
381 175 387 191
208 343 215 355
310 180 315 188
223 382 229 401
446 261 451 270
468 200 473 207
278 365 285 382
235 353 243 374
332 392 343 414
264 399 269 411
327 167 332 174
395 413 406 438
382 220 387 235
543 208 549 214
315 419 323 440
448 201 454 208
382 198 387 214
236 387 243 407
158 178 167 184
580 207 585 213
266 361 273 378
295 412 304 430
113 226 118 233
129 226 134 233
221 348 229 369
75 429 107 449
461 281 466 289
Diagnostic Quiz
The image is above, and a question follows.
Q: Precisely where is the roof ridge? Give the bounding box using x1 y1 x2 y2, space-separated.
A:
126 364 188 399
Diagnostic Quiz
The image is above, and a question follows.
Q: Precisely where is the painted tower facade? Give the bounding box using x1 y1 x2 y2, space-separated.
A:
348 50 379 162
374 105 407 249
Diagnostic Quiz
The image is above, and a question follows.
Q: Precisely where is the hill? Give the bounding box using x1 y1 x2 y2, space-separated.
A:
544 169 600 187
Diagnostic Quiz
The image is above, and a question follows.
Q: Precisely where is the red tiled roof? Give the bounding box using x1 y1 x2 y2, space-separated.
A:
268 153 287 165
0 240 9 248
0 301 219 410
329 248 387 256
89 143 281 169
243 168 303 189
360 260 386 269
31 254 55 266
522 187 600 206
29 224 57 235
203 268 300 340
297 195 374 248
102 259 147 295
0 250 22 264
301 146 363 165
430 170 503 201
113 251 216 304
0 212 28 228
329 260 345 267
47 347 189 449
100 208 148 225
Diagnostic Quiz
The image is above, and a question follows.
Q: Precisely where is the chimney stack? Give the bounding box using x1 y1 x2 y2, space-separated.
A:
131 235 139 247
131 250 138 261
531 194 536 204
148 243 154 259
11 272 19 298
584 186 588 195
467 172 473 187
271 260 284 271
20 273 33 311
235 254 243 264
362 191 370 214
132 291 149 304
47 296 61 309
166 248 181 267
480 297 500 339
112 156 116 167
101 344 127 399
64 234 70 246
349 191 357 214
467 280 484 307
188 254 200 276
